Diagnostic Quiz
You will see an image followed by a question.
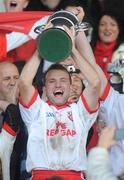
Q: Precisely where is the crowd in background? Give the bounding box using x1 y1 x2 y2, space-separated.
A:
0 0 124 180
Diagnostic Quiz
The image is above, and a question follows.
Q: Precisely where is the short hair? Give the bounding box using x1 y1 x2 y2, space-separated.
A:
43 63 72 84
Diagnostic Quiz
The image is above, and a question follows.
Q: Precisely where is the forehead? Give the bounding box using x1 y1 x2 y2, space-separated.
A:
0 64 19 78
100 15 117 24
46 69 69 80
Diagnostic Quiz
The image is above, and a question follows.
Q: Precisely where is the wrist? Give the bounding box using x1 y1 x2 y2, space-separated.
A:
75 22 90 36
71 46 78 55
97 141 110 150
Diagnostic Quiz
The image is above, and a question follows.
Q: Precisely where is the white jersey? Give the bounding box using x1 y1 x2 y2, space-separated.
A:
19 89 98 172
99 85 124 175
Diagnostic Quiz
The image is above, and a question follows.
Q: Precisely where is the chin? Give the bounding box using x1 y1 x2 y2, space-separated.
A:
54 102 65 106
102 38 114 44
54 99 67 106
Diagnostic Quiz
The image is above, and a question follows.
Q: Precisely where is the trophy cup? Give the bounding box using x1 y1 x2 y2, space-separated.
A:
37 10 89 62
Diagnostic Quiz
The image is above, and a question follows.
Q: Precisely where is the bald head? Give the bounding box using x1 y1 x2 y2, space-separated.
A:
0 61 18 70
0 62 19 101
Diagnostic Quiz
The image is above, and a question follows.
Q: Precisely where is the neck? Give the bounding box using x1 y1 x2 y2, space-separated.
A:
100 41 116 48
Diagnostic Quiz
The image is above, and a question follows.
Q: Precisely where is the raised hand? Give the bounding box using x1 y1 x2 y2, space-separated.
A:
98 126 116 149
65 6 85 22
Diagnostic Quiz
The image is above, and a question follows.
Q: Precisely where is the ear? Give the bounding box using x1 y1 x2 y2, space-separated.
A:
42 86 48 101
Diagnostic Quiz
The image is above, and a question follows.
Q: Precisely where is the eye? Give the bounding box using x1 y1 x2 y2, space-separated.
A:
111 23 118 27
14 76 19 80
3 77 10 81
99 22 105 26
61 78 68 83
49 79 55 83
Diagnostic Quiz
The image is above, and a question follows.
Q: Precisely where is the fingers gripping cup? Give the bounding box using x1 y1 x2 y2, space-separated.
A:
37 10 79 62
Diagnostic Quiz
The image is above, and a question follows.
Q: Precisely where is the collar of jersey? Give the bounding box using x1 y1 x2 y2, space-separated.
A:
46 100 70 110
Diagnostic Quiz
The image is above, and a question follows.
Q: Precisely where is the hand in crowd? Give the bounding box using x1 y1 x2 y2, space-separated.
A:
3 84 19 104
65 6 85 22
98 126 116 149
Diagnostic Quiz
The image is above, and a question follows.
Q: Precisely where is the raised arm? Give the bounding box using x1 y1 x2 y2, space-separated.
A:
19 51 41 104
19 22 54 104
87 126 117 180
76 30 107 98
72 7 107 98
64 24 100 110
71 45 100 110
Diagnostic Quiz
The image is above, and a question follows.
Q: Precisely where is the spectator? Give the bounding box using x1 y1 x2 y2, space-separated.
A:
0 62 19 104
75 4 124 175
1 0 37 63
75 8 124 174
0 61 29 180
87 126 117 180
91 9 124 79
26 0 85 12
0 61 20 180
99 81 124 176
4 0 30 12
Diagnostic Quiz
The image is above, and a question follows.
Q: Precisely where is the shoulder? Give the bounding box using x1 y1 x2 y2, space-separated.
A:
112 43 124 62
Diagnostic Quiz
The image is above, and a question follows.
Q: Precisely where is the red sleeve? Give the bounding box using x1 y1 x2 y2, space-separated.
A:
0 33 7 60
19 88 39 109
99 83 110 102
2 122 17 136
81 94 100 114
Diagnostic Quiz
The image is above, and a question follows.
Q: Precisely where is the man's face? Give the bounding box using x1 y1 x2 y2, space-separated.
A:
69 74 83 103
41 0 61 10
0 63 19 100
45 69 71 106
4 0 29 12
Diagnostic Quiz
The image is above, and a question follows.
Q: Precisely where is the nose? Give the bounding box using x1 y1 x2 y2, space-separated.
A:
105 23 111 30
9 78 16 86
55 80 61 87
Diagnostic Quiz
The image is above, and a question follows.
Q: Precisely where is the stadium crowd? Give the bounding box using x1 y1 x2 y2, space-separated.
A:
0 0 124 180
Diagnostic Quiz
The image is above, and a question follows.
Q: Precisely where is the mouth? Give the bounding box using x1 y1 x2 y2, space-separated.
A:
53 89 64 97
104 32 112 37
10 0 17 7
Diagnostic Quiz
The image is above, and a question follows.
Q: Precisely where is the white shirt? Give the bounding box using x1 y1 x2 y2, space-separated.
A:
87 147 118 180
19 89 98 172
99 86 124 175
